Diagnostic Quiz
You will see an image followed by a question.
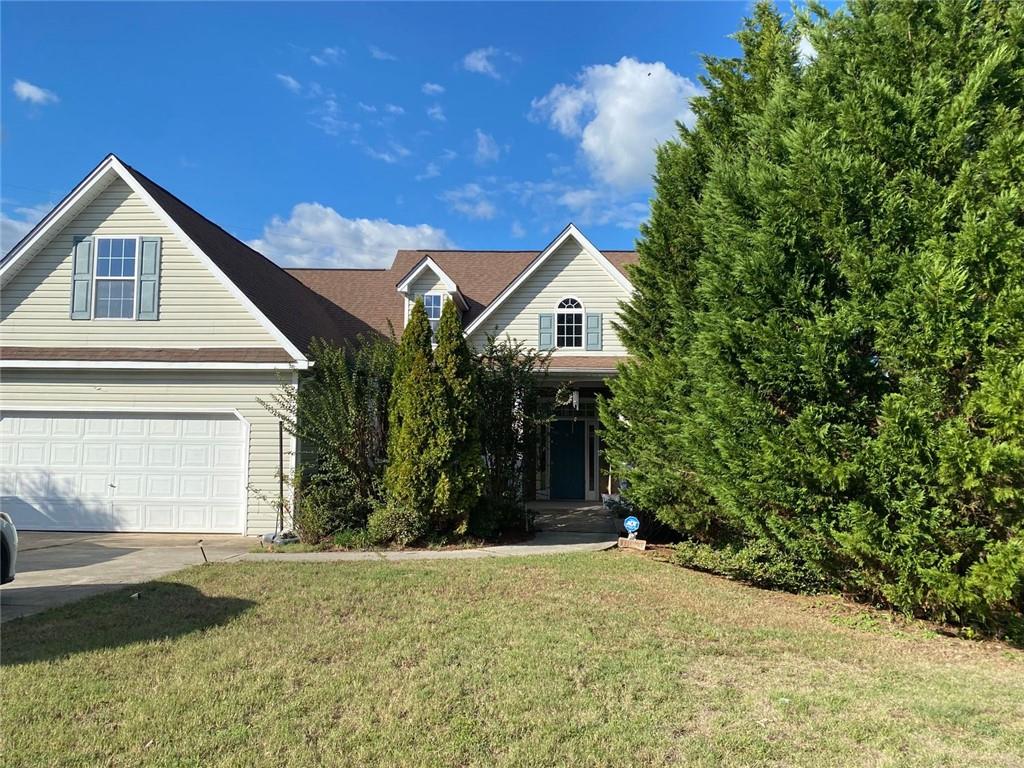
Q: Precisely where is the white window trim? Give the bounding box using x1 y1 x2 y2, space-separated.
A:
555 295 585 349
92 235 142 321
403 291 452 327
423 292 444 324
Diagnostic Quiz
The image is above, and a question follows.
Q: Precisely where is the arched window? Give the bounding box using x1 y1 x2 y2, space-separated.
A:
556 297 584 348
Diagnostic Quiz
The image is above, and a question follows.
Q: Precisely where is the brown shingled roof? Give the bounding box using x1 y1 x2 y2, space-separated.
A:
121 162 355 354
287 248 638 343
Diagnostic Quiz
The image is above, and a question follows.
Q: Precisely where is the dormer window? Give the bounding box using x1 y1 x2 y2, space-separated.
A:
556 297 583 348
423 293 443 333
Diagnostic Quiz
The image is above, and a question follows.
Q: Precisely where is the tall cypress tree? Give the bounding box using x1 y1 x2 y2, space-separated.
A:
432 299 484 533
371 299 440 544
601 3 799 536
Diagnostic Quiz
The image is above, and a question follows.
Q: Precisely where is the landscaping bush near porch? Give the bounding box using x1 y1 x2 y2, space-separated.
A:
276 300 552 549
263 335 396 542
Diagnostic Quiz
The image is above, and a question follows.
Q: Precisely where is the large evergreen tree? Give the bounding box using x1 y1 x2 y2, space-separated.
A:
371 299 442 544
432 299 484 534
601 3 799 536
608 0 1023 630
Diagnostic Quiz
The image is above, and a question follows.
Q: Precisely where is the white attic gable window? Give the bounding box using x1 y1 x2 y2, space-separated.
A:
396 256 468 328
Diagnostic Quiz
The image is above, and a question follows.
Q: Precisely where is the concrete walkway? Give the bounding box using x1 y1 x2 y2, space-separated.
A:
242 531 617 563
1 532 252 622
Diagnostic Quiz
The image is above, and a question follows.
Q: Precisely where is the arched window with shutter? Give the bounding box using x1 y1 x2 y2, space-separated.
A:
555 297 584 348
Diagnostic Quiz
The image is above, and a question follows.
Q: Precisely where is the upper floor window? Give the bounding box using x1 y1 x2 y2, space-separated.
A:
423 293 443 333
94 237 138 319
556 297 583 348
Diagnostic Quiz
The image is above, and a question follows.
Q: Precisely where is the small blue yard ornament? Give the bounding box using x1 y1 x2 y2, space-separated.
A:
624 515 640 539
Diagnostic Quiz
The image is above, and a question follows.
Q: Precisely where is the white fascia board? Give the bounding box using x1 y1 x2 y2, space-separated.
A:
0 359 310 371
0 155 118 286
463 223 633 336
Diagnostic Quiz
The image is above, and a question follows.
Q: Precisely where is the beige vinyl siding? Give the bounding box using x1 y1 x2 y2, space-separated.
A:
0 369 291 534
467 238 629 355
408 271 447 296
1 178 283 349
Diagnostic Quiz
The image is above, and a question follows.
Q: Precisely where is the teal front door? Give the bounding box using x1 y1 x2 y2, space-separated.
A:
550 420 585 499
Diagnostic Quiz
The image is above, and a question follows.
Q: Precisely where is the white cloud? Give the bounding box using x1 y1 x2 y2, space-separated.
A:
358 102 377 113
474 129 501 165
384 103 404 116
510 220 526 239
416 162 441 181
441 183 497 220
276 73 302 94
364 141 411 164
12 79 58 106
310 97 357 136
310 46 343 66
2 201 52 255
797 35 818 66
557 186 648 229
369 45 397 61
504 178 648 230
531 56 700 190
422 82 445 95
462 47 512 79
249 203 454 268
427 103 446 122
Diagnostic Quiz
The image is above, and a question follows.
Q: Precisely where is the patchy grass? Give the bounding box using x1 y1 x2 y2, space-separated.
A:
2 553 1022 767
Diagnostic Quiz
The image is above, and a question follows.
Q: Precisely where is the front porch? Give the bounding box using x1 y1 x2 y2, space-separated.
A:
534 386 619 503
531 500 618 536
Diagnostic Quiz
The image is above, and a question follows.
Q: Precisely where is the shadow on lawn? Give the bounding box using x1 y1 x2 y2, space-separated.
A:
1 581 255 666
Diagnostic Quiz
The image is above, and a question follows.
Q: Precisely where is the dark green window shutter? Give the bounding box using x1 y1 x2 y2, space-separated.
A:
69 236 93 320
585 313 603 351
538 313 554 350
137 237 161 320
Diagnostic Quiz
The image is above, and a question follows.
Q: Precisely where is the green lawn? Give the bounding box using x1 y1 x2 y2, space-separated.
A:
3 553 1022 767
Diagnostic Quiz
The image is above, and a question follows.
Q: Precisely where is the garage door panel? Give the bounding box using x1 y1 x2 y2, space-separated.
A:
52 418 83 437
147 444 178 468
0 411 244 533
149 420 178 438
112 475 143 497
81 473 112 498
212 506 238 529
145 474 177 497
18 443 47 464
115 443 145 466
180 475 209 499
212 475 239 499
181 445 211 468
84 418 114 436
214 445 243 469
50 443 82 466
180 505 208 529
83 444 113 466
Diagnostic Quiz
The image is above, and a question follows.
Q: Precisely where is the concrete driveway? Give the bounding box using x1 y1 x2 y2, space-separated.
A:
0 532 253 622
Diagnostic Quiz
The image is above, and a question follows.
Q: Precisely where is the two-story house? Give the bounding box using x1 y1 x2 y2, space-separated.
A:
0 155 635 535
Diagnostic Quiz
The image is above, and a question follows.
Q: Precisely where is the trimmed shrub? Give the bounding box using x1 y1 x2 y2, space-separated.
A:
674 539 827 595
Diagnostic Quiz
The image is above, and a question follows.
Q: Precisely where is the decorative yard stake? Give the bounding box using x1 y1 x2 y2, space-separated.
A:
618 515 646 551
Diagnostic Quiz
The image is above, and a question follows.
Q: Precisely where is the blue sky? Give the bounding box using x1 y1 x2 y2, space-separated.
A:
3 2 775 267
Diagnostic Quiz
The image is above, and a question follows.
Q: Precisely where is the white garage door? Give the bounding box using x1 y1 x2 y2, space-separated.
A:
0 411 245 533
